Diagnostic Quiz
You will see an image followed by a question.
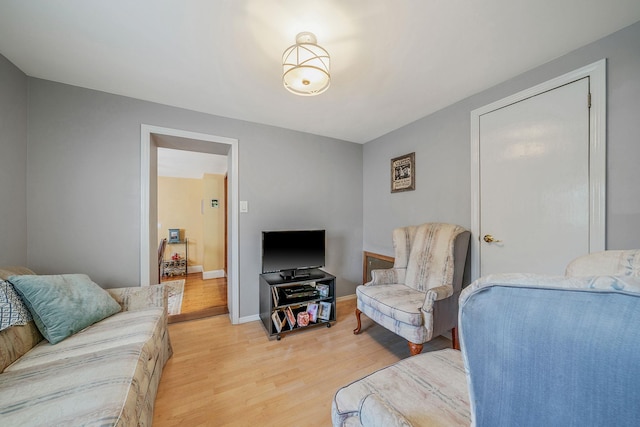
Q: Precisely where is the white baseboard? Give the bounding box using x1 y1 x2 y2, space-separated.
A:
238 314 260 324
202 269 226 279
187 265 203 274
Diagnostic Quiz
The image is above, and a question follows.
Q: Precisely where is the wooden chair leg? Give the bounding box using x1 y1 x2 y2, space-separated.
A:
353 308 362 334
408 341 423 356
452 327 460 350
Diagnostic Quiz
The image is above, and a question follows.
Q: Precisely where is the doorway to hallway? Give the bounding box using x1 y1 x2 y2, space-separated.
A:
140 124 240 324
157 146 228 322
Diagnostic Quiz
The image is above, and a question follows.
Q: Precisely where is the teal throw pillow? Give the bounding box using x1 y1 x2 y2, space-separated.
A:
8 274 121 344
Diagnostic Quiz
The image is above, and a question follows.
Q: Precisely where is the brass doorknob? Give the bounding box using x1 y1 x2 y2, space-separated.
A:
483 234 502 243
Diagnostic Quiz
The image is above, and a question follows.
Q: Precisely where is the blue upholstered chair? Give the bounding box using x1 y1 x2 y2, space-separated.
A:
333 250 640 427
460 271 640 426
354 223 471 355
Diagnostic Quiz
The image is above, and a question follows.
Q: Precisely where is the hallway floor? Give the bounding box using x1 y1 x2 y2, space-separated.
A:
161 272 228 323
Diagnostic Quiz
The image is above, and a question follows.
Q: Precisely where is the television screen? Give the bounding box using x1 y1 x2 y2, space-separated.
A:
262 230 325 274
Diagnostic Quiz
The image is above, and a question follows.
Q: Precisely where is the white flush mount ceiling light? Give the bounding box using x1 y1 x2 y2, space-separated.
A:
282 32 330 96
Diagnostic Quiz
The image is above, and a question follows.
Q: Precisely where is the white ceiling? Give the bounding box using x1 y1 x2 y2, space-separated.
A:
1 1 639 144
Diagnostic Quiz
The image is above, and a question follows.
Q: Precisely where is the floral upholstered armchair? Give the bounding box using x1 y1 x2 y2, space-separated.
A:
354 223 470 355
565 248 640 277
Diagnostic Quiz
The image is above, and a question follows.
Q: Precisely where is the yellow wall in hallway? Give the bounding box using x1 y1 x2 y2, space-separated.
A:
158 174 226 272
158 176 204 266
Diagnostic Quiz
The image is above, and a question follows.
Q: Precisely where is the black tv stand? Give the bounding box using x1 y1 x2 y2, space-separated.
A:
260 268 336 340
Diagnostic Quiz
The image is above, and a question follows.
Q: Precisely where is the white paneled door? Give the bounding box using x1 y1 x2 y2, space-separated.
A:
478 77 591 276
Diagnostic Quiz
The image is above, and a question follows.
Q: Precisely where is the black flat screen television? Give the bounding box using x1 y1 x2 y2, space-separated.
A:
262 229 325 279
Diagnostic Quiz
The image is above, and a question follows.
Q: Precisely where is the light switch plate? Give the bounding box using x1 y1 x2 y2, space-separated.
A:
240 200 248 213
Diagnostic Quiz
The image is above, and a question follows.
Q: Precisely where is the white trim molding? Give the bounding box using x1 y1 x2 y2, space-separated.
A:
238 314 261 324
203 269 226 279
140 124 241 324
187 265 204 275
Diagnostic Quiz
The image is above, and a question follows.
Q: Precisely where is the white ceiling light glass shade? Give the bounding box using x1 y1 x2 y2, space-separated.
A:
282 32 330 96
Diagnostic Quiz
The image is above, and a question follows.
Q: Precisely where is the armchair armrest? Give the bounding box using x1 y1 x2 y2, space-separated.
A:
422 284 454 312
360 393 414 427
368 268 406 285
107 285 167 312
565 249 640 277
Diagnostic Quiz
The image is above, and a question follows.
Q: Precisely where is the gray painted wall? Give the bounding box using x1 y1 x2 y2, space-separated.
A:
363 21 640 267
25 79 362 317
0 54 27 265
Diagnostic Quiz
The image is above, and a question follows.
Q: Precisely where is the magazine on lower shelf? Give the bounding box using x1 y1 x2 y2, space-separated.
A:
318 301 332 321
297 311 310 327
285 306 296 329
306 303 319 322
271 310 286 333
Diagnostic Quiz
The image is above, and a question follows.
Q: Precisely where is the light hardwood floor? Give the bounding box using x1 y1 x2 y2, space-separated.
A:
153 297 452 426
162 273 228 323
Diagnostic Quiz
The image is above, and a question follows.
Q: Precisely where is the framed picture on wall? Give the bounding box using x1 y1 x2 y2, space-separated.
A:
168 229 180 243
391 152 415 193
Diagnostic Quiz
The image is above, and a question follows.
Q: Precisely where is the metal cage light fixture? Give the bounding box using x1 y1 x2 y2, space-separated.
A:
282 32 330 96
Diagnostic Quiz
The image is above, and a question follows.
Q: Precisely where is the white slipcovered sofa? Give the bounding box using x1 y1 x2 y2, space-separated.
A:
0 266 172 426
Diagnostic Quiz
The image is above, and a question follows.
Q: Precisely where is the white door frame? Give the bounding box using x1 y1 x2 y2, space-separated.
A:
470 59 606 281
140 124 240 324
